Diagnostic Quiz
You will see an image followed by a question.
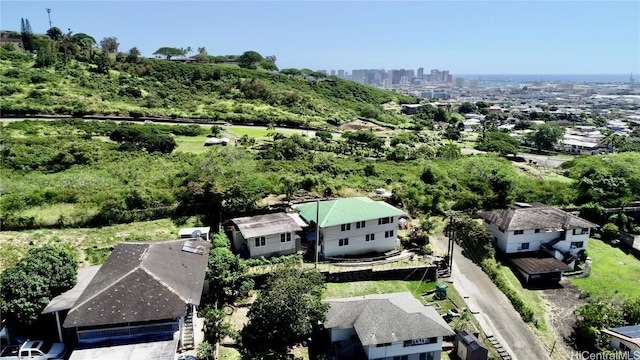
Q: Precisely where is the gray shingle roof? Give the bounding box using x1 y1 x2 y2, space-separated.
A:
63 239 211 328
231 212 303 239
479 204 598 231
324 292 454 346
457 330 488 352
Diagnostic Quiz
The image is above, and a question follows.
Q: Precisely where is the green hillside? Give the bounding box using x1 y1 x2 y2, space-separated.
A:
0 47 417 129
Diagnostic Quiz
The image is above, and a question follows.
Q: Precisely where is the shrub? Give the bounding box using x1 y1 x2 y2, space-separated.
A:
601 223 619 242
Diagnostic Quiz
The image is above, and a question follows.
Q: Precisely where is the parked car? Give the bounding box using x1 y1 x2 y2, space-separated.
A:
0 340 67 360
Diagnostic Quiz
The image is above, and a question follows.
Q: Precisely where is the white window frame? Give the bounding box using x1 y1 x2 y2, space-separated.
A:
366 233 375 241
338 238 349 246
341 223 351 231
255 236 266 247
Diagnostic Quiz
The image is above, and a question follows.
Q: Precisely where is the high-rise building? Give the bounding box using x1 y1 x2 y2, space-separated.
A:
330 70 336 76
417 67 424 79
338 69 345 79
352 69 367 84
455 77 465 87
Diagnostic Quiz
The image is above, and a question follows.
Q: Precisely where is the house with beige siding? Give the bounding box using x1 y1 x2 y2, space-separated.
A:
230 212 304 258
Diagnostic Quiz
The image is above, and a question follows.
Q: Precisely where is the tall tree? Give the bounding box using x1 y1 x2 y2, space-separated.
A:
153 46 185 59
46 26 63 40
238 50 263 69
195 47 208 62
241 266 327 358
126 47 141 62
100 36 119 53
0 245 78 329
527 123 564 150
20 18 35 51
34 38 58 67
205 231 252 306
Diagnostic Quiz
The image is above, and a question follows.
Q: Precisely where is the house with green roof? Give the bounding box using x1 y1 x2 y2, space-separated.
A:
294 197 405 257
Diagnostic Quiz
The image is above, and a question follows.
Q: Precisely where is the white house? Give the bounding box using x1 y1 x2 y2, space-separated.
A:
479 203 597 284
230 212 304 259
323 292 454 360
294 197 405 258
479 203 596 258
601 326 640 355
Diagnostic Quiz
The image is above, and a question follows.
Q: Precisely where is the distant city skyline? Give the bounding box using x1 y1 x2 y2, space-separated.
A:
1 1 638 74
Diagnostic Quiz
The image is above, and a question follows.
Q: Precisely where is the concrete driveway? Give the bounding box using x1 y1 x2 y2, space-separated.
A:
433 235 550 360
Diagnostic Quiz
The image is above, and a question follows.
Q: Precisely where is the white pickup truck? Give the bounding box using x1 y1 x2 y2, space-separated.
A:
0 340 67 360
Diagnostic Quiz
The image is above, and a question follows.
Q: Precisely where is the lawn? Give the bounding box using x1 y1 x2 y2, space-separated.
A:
323 280 436 300
571 238 640 300
225 126 303 140
0 218 182 271
174 135 211 154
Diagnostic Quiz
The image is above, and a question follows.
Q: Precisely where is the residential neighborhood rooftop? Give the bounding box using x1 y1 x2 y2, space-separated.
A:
602 325 640 347
63 239 211 328
324 292 454 346
294 197 405 228
479 203 598 231
509 252 573 274
231 212 303 239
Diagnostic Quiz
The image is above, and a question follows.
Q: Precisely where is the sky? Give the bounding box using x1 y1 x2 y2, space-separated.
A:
1 1 639 75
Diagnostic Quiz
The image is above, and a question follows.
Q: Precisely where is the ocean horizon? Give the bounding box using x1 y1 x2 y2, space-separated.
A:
456 74 633 84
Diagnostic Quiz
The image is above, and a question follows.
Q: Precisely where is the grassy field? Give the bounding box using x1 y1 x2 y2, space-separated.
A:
323 280 436 300
0 218 182 271
225 126 303 140
174 135 212 154
571 239 640 300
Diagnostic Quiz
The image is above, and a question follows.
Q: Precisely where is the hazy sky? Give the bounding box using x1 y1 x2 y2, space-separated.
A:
1 1 638 74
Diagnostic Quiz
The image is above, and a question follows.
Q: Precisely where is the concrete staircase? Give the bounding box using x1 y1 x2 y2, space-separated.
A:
181 307 195 350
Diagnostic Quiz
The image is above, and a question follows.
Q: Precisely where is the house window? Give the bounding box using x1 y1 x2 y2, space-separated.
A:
619 342 631 352
280 233 292 243
582 228 589 235
571 241 584 249
385 230 394 238
366 234 375 241
514 230 524 235
341 223 351 231
254 237 266 247
356 221 366 229
519 242 529 250
535 229 541 233
378 216 393 225
339 238 349 246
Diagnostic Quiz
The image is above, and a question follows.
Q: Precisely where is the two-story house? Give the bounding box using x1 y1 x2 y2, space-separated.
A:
229 212 304 259
323 292 454 360
54 238 211 360
479 202 597 284
294 197 405 258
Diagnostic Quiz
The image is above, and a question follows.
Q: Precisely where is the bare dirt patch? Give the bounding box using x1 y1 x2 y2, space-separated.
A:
340 119 390 132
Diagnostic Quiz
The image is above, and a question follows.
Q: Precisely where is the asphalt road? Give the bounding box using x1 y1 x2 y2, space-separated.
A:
433 235 550 360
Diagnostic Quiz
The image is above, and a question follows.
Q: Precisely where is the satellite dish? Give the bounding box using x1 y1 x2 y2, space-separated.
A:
191 229 202 240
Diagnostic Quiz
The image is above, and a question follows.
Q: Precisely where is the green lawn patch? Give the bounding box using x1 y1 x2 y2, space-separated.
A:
174 135 211 154
323 280 436 300
0 218 180 270
571 239 640 300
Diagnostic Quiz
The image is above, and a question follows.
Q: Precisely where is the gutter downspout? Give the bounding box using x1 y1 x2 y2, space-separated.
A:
54 311 63 342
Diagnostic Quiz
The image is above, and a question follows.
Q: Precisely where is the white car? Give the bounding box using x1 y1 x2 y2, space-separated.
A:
0 340 67 360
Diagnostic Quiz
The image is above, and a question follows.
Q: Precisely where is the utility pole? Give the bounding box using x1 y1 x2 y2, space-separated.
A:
315 200 320 269
46 8 52 29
